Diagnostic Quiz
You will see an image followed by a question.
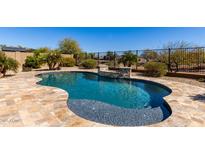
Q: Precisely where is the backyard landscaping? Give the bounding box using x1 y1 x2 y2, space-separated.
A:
0 67 205 126
0 39 205 126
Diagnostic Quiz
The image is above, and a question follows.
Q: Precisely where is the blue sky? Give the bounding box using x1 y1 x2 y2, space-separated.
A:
0 27 205 52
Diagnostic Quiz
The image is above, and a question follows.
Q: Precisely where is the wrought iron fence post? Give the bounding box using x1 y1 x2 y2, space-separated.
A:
97 52 100 66
168 48 171 72
114 51 116 69
136 50 138 70
198 49 200 72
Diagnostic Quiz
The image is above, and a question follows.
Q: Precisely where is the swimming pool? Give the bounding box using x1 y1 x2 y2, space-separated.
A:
38 72 172 126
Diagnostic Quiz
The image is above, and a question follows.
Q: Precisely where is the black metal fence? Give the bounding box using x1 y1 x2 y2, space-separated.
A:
85 47 205 74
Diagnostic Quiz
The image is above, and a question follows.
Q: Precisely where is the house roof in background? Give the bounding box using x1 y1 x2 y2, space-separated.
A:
1 46 32 52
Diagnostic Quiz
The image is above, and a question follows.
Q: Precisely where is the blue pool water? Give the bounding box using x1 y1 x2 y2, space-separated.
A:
38 72 171 109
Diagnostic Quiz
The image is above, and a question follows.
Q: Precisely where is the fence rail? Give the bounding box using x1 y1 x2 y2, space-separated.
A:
85 47 205 74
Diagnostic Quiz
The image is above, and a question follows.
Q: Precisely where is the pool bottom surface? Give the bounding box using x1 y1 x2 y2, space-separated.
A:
68 99 171 126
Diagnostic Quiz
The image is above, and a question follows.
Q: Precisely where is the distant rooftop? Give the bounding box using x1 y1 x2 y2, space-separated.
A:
1 46 33 52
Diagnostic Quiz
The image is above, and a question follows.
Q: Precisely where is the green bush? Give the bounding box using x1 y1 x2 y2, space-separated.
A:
24 56 40 68
24 51 45 69
45 51 62 70
81 59 97 69
144 62 167 77
61 57 75 67
0 52 19 76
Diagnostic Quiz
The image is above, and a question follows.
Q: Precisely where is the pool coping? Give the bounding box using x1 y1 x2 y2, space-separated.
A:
1 67 205 126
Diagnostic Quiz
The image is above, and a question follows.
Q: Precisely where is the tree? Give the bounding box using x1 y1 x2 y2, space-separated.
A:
188 48 205 69
142 50 158 62
105 51 115 60
0 52 6 72
158 49 186 72
170 49 186 72
59 38 81 55
0 52 19 76
59 38 82 65
104 51 115 67
160 41 192 72
158 51 169 65
119 51 138 67
87 53 95 59
163 41 193 49
75 52 86 65
44 50 62 70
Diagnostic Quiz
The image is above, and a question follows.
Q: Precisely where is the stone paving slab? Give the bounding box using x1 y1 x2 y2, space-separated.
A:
0 67 205 127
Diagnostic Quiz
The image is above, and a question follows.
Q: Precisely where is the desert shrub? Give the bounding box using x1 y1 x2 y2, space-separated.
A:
24 50 45 69
61 57 75 67
81 59 97 69
0 52 6 72
144 62 167 77
0 52 19 76
44 51 62 70
24 56 40 68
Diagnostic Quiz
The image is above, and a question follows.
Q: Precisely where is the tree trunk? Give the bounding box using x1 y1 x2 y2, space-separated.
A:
48 64 52 70
2 68 6 77
53 63 57 69
175 63 179 72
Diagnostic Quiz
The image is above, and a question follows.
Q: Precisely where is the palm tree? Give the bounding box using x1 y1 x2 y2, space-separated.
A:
106 51 115 60
119 51 138 67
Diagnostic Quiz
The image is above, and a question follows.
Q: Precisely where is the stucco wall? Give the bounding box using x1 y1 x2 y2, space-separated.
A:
4 51 33 69
4 51 73 71
62 54 73 58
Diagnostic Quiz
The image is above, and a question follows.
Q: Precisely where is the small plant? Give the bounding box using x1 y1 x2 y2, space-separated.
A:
60 57 75 67
0 52 19 77
144 62 167 77
81 59 97 69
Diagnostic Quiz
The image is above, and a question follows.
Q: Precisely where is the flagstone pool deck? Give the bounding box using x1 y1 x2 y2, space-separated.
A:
0 67 205 127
